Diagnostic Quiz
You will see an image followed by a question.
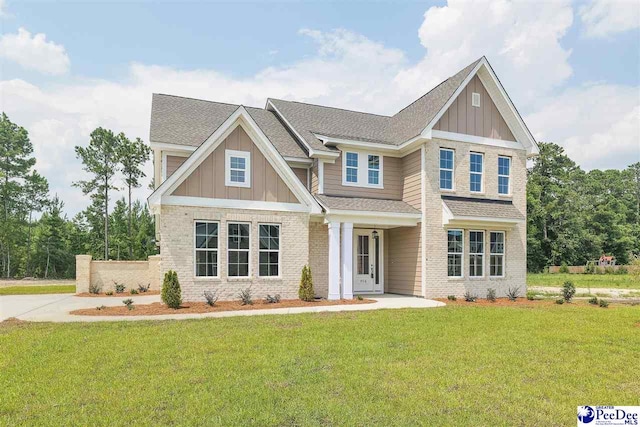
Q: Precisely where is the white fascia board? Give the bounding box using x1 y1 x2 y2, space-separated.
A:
284 156 313 169
150 141 197 152
161 195 310 213
315 133 426 158
431 130 525 151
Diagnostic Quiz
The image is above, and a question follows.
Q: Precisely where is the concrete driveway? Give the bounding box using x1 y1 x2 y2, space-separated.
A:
0 293 444 323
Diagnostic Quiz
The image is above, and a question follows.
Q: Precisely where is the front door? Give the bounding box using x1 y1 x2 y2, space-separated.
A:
353 230 383 293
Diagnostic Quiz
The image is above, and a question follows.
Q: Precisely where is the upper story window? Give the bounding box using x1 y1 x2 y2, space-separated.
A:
225 149 251 188
470 152 483 193
498 156 511 195
342 151 383 188
439 148 454 190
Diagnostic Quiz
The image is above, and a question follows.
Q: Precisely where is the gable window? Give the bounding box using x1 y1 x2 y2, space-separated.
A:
498 156 511 195
228 223 250 277
194 221 218 277
342 151 383 188
259 224 280 277
447 229 463 278
490 231 505 277
469 231 484 277
440 148 454 190
472 92 481 107
470 152 483 193
225 149 251 188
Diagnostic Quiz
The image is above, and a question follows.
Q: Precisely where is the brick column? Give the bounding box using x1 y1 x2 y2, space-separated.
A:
75 255 92 293
147 255 162 290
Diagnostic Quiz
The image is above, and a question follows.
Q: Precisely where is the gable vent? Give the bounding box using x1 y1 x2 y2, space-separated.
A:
472 92 481 107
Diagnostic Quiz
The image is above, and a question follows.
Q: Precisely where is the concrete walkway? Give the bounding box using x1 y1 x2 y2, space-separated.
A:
0 293 444 323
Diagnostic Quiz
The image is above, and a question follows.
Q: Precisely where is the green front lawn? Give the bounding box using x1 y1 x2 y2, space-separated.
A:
1 303 639 425
528 273 640 290
0 284 76 296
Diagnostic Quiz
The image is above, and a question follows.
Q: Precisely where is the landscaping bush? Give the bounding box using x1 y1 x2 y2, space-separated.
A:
299 265 315 302
506 287 520 301
588 296 598 305
161 270 182 309
96 305 106 311
604 266 615 275
598 299 609 308
123 299 134 310
238 287 253 305
204 290 219 307
486 288 496 302
595 266 604 275
561 281 576 303
559 262 569 274
555 298 565 305
105 290 113 296
463 291 477 302
89 283 102 295
615 266 628 275
130 289 139 295
526 290 536 301
264 294 281 304
138 284 150 293
447 295 457 301
584 262 595 274
114 282 126 294
356 295 363 301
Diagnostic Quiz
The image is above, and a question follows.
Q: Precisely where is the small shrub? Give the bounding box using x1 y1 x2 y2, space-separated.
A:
598 299 609 308
89 283 102 295
204 290 219 307
299 265 315 302
238 287 253 305
555 298 565 305
96 305 106 311
138 284 150 293
356 295 364 301
130 289 139 295
588 296 598 305
161 270 182 309
584 262 595 274
526 290 536 301
447 295 457 301
559 262 570 274
604 266 615 275
463 291 477 302
123 299 134 310
114 282 126 294
264 294 281 304
561 281 576 303
105 290 114 296
594 266 603 275
506 287 520 301
486 288 496 302
615 266 628 275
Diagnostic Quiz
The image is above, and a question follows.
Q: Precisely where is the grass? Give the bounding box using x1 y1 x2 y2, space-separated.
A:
0 285 76 296
528 272 640 290
1 303 639 426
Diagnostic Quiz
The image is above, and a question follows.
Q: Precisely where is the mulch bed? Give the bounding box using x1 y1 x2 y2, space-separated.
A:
76 290 160 298
71 298 375 316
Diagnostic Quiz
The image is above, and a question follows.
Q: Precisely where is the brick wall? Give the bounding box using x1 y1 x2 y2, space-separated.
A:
75 255 161 293
159 205 310 302
309 221 329 298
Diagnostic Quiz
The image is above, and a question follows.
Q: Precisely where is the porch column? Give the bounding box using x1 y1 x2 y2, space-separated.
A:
328 221 341 300
341 223 353 299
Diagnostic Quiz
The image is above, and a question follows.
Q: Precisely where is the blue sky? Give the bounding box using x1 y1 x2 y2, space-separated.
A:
1 0 639 215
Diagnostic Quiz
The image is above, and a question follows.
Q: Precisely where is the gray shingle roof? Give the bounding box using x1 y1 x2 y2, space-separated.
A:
315 194 421 215
442 196 524 220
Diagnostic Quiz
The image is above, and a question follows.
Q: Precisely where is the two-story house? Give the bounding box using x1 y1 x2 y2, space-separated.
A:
148 57 538 301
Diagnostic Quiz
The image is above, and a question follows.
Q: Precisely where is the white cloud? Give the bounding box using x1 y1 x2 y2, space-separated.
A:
0 27 70 75
580 0 640 38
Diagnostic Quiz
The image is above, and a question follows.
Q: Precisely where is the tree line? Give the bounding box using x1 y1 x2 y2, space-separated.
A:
0 113 157 279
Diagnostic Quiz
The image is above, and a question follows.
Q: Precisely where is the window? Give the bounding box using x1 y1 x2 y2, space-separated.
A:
447 230 463 277
490 231 505 277
195 221 218 277
472 92 481 107
440 149 454 190
228 223 250 277
498 156 511 195
470 152 483 193
225 150 251 188
368 155 380 185
259 224 279 277
469 231 484 277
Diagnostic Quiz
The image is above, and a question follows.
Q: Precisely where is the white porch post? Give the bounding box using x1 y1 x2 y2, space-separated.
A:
328 221 341 300
341 223 353 299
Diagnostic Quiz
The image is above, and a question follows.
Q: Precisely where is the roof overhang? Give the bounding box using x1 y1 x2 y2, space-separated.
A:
324 210 421 228
314 133 427 157
442 201 523 230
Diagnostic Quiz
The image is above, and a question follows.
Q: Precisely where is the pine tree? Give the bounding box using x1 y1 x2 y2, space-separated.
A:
298 265 315 301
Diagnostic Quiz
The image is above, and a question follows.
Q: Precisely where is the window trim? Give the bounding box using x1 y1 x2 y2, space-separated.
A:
468 230 485 278
498 155 511 196
258 223 281 279
193 220 220 279
439 148 455 191
447 229 464 279
490 231 506 278
225 149 251 188
341 151 384 189
472 92 481 107
469 152 484 194
227 221 251 278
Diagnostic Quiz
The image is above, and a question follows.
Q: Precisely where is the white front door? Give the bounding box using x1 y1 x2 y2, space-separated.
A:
353 230 383 294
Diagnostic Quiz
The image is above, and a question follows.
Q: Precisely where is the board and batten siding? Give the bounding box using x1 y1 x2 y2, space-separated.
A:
434 75 515 141
323 153 402 199
172 126 300 204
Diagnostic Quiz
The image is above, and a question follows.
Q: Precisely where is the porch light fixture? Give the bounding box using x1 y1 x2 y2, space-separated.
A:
372 230 379 240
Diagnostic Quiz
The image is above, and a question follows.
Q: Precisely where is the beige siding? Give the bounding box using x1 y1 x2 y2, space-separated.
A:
166 155 187 178
172 127 300 204
401 149 421 209
323 153 402 199
292 167 308 188
310 159 319 194
386 226 421 296
434 75 515 141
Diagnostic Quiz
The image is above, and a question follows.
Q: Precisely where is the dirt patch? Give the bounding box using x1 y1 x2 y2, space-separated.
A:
71 298 375 316
76 290 160 298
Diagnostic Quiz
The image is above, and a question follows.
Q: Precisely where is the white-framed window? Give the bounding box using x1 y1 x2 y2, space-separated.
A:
472 92 481 107
440 148 454 190
469 230 484 277
225 149 251 188
470 152 483 193
342 151 383 188
228 222 250 277
447 229 463 278
498 156 511 195
194 221 219 277
490 231 505 277
259 224 280 277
